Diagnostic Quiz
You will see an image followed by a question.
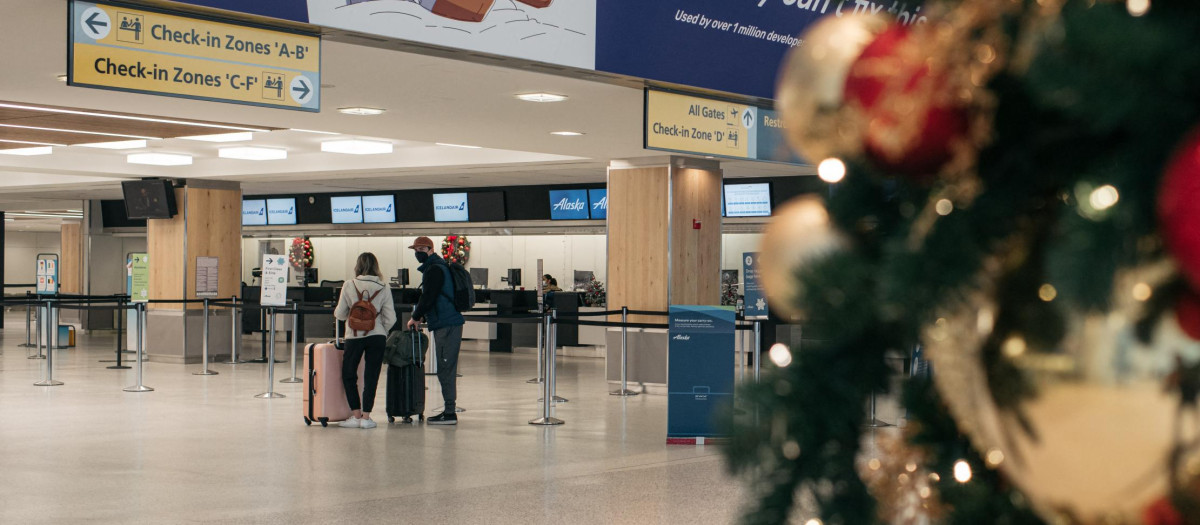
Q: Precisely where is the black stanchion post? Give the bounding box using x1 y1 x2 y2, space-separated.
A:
611 306 638 396
753 321 762 383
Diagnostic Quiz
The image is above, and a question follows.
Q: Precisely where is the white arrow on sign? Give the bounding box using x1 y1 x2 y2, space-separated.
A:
80 6 111 40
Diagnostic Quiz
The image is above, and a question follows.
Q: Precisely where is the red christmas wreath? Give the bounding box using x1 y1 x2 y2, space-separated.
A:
441 235 470 265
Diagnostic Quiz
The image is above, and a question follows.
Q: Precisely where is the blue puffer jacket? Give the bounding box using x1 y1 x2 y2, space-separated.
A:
413 254 465 330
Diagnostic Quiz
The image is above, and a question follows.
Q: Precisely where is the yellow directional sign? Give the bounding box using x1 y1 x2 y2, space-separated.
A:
69 1 320 111
644 90 754 160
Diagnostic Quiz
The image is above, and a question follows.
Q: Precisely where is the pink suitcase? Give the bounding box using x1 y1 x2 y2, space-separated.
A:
303 342 365 427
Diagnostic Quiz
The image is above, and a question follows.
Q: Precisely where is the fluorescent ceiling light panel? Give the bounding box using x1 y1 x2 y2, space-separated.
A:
179 132 254 142
337 107 385 116
515 93 568 103
219 146 287 160
0 146 52 156
321 139 393 155
290 128 339 135
0 103 268 132
78 139 148 150
56 74 68 82
127 152 192 166
435 142 482 149
549 131 584 136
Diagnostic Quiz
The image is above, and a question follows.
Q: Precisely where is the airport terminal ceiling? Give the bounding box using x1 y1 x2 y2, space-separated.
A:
0 0 811 216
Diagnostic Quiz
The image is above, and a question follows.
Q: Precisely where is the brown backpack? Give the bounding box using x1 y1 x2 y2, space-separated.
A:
346 282 381 336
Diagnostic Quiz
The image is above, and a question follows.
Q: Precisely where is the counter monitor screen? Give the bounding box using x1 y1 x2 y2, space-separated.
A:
433 193 468 222
242 199 267 226
469 267 489 288
588 189 607 220
330 196 364 224
122 179 177 219
723 183 772 217
549 189 589 220
266 198 297 225
362 194 395 223
468 191 506 222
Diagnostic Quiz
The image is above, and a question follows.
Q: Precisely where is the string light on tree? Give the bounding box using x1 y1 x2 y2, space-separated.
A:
818 158 846 183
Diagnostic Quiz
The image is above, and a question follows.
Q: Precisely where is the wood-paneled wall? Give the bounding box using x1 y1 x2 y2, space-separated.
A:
148 186 242 309
59 222 82 294
669 167 722 306
607 167 670 324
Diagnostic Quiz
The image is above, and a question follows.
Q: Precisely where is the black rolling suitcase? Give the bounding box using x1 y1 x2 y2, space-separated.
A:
385 328 427 423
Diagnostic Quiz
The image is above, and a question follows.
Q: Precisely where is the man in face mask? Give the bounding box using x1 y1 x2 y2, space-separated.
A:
407 236 465 425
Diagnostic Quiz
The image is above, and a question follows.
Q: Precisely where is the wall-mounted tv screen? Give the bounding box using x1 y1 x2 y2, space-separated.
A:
588 189 607 220
122 179 178 219
723 183 772 217
330 196 363 224
266 198 297 225
362 194 396 223
242 199 267 226
433 193 468 222
469 191 506 222
548 189 589 220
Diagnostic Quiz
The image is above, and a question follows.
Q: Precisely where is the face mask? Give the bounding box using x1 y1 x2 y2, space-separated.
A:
415 251 429 263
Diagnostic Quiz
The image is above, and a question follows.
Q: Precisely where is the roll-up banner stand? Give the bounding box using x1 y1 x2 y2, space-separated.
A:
742 252 767 320
667 305 735 444
260 254 289 307
126 253 149 350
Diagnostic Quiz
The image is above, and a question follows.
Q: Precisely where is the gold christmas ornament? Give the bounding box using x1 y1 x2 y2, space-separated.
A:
757 196 849 321
858 432 944 525
924 262 1200 524
776 14 888 163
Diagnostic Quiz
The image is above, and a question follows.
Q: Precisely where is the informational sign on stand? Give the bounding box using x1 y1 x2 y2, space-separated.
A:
36 254 59 295
260 254 289 307
742 252 767 320
195 256 219 297
128 253 149 302
667 305 736 443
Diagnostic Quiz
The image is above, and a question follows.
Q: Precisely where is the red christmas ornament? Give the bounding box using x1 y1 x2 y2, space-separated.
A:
1143 496 1184 525
1177 289 1200 340
843 25 968 178
1160 130 1200 292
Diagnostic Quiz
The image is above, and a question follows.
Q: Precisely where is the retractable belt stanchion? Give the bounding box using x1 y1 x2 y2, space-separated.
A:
538 309 567 404
28 304 45 360
255 307 285 398
108 298 130 369
529 309 564 426
224 297 246 364
753 320 762 383
527 309 544 384
193 298 218 376
610 306 639 396
19 298 34 348
280 305 302 383
34 298 64 387
124 302 154 392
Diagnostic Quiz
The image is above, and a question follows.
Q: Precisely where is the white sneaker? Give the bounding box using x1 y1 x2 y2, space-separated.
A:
339 417 361 428
360 418 377 429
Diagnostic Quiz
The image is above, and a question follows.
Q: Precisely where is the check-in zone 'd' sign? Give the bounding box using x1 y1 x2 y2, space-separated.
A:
668 305 735 443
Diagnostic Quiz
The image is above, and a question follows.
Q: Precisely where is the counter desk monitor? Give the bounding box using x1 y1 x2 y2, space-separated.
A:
390 268 409 288
502 268 521 289
469 267 488 288
573 270 594 290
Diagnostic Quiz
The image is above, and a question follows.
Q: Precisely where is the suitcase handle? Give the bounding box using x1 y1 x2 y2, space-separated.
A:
312 371 317 394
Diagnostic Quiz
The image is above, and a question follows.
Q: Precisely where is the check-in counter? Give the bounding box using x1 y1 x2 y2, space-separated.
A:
463 303 497 340
577 306 608 346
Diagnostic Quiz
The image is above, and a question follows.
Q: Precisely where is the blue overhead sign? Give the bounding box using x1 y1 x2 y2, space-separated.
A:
549 189 589 220
588 189 608 220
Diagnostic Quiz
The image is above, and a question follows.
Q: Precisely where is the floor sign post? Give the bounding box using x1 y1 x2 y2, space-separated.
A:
255 307 284 398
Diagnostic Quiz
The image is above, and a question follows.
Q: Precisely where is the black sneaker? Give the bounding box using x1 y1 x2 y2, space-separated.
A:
428 412 458 425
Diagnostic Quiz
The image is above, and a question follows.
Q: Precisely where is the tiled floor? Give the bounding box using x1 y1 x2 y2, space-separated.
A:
0 313 753 524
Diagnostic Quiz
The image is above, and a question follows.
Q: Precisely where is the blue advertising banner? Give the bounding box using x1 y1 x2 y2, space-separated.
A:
598 1 824 100
743 252 768 319
549 189 589 220
165 0 309 23
668 305 736 442
588 189 607 220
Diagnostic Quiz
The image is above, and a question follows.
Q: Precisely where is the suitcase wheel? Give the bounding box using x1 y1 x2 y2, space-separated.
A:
319 417 329 428
418 414 424 422
304 417 312 426
403 416 414 424
387 416 395 423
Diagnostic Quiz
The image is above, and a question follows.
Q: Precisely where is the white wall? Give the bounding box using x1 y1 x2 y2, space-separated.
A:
5 231 62 286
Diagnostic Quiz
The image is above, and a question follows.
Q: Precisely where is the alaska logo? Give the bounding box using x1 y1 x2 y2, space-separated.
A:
592 196 607 211
672 334 691 341
552 198 586 211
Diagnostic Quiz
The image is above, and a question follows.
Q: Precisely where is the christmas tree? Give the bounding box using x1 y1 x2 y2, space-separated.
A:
726 1 1200 524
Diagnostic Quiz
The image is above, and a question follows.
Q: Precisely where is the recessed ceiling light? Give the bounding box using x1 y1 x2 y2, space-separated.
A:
290 128 339 135
127 152 192 166
0 103 268 132
179 132 254 142
549 131 584 136
0 146 53 156
435 142 482 149
78 139 148 150
321 139 393 155
516 93 568 103
337 107 386 116
0 123 155 140
219 146 287 160
56 74 68 82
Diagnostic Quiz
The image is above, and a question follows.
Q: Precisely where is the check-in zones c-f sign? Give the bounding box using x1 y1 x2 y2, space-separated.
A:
68 1 320 111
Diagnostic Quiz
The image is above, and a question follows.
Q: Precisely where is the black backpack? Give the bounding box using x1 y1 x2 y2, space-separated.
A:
441 262 475 312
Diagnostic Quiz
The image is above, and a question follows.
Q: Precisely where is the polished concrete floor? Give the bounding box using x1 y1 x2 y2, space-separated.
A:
0 313 756 524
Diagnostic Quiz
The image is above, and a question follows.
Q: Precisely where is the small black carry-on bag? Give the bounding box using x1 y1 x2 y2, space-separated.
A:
385 327 427 423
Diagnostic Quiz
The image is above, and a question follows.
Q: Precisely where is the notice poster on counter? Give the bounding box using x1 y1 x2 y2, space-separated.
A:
128 253 149 302
667 305 736 442
195 256 219 297
260 254 289 306
742 252 767 319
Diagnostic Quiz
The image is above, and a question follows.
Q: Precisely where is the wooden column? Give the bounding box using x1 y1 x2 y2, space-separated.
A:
60 221 83 294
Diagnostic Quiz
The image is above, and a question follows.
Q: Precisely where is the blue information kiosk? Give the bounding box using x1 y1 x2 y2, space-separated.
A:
667 305 736 444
